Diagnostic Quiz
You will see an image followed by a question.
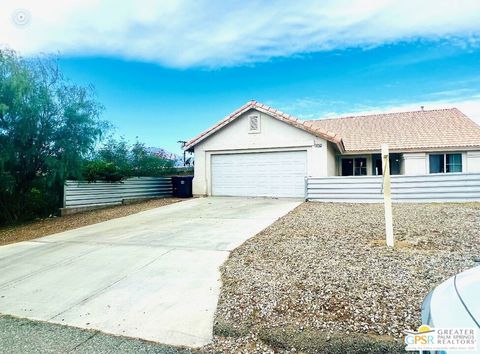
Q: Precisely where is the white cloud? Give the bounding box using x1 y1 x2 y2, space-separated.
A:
358 98 480 125
1 0 480 67
298 96 480 125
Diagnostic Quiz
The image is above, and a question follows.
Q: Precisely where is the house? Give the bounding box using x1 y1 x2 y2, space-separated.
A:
184 101 480 198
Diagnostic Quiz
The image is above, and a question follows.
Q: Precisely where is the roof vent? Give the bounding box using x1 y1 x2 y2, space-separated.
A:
249 114 260 133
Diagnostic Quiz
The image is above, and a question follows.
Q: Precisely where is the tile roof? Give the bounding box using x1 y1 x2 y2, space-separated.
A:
184 101 344 151
185 101 480 153
307 108 480 152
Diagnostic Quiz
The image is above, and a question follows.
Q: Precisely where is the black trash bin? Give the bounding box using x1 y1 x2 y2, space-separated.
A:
171 175 193 198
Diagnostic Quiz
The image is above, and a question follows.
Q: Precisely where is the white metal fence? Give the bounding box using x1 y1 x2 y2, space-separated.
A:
64 177 172 209
305 173 480 203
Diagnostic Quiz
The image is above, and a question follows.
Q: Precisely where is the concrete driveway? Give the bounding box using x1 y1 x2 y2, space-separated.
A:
0 197 300 347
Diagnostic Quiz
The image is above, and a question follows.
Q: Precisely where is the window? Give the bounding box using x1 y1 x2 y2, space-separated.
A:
429 153 462 173
446 154 462 172
249 115 260 133
342 157 367 176
429 154 444 173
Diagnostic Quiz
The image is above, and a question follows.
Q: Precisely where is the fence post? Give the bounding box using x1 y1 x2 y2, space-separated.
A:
382 144 394 248
304 176 308 201
63 181 67 208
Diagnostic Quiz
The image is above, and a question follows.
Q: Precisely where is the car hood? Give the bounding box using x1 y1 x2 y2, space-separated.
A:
429 265 480 328
454 265 480 326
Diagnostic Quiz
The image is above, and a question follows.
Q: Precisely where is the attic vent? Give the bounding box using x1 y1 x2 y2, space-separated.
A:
249 114 260 133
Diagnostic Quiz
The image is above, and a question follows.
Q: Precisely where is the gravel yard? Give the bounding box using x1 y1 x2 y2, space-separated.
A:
207 202 480 353
0 198 182 246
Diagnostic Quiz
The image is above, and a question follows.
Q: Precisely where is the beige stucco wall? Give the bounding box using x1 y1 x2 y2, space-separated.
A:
191 109 330 196
466 151 480 173
326 142 337 176
403 153 427 175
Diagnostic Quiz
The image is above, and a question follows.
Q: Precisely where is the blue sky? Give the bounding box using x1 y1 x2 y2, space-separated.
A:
3 1 480 153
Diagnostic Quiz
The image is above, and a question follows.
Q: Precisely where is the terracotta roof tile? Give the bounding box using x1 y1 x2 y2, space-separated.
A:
307 108 480 152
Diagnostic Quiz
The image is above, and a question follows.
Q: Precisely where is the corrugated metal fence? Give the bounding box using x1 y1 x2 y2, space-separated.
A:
64 177 172 209
306 173 480 203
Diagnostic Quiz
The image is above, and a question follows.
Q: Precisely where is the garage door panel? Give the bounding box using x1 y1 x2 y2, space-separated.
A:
211 151 307 198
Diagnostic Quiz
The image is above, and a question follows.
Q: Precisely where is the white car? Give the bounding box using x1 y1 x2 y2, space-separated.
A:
421 265 480 354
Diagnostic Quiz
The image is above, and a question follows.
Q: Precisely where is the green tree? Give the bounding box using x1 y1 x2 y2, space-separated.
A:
130 141 175 176
82 139 176 181
83 137 129 182
97 137 130 171
0 49 106 224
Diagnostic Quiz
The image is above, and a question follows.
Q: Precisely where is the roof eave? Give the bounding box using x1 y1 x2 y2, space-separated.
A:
184 101 344 151
183 101 256 150
340 145 480 155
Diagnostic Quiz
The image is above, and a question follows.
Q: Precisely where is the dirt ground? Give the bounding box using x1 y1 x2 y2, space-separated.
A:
206 202 480 354
0 198 183 246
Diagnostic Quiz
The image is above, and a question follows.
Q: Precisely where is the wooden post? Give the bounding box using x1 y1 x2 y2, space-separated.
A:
382 144 394 248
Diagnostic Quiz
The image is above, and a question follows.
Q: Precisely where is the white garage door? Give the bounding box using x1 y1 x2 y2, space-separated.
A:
211 151 307 197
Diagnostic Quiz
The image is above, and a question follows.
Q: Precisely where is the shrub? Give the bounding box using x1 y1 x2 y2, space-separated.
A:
83 160 124 182
81 139 177 181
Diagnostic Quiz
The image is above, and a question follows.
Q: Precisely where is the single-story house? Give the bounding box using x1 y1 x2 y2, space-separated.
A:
184 101 480 198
